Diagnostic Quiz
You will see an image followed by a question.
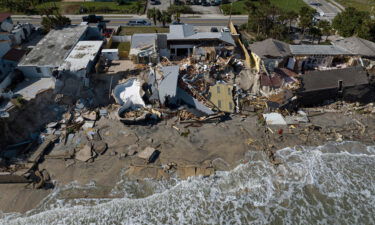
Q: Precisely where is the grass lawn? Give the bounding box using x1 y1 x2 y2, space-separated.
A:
333 0 375 12
221 0 308 15
1 1 146 15
118 26 169 35
111 42 131 51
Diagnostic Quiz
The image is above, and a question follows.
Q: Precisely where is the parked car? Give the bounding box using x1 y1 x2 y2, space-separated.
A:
82 14 104 23
172 21 184 25
221 27 230 32
202 1 211 6
150 0 161 5
309 2 322 6
210 27 219 32
127 20 151 26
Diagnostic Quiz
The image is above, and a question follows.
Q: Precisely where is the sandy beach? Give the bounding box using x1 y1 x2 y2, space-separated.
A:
0 107 374 214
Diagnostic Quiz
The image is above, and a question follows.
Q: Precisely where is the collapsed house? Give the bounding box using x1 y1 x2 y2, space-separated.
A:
129 24 236 64
248 38 360 73
298 67 371 106
289 44 352 72
167 24 235 58
129 33 167 64
332 37 375 68
248 38 291 73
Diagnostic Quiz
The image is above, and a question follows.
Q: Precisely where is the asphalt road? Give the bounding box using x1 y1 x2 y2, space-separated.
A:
12 16 248 27
304 0 343 20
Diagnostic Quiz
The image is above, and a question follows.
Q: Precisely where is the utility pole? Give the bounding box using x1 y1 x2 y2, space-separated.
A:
228 1 233 25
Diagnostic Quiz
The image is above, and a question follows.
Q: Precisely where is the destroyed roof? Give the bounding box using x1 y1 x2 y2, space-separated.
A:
158 65 180 104
0 13 11 23
332 37 375 57
18 25 88 67
59 40 103 72
13 78 55 101
301 67 369 92
2 48 26 62
249 38 291 58
167 25 235 46
290 44 351 56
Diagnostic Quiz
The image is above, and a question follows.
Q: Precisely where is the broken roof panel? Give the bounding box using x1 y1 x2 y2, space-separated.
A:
130 33 157 56
301 67 369 92
158 65 180 105
14 78 55 101
332 37 375 57
177 87 214 115
249 38 291 58
59 40 103 72
290 44 351 56
18 25 88 67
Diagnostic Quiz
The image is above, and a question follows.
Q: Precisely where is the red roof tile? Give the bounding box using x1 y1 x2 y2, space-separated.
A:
0 13 11 23
2 48 26 62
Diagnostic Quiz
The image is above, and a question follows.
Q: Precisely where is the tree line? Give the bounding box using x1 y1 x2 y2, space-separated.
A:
243 0 375 43
147 8 172 27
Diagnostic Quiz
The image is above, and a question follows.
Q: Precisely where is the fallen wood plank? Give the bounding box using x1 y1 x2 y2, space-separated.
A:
0 174 30 183
28 135 57 163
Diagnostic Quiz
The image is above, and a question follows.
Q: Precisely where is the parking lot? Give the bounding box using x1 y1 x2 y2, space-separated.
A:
190 5 221 14
147 0 171 12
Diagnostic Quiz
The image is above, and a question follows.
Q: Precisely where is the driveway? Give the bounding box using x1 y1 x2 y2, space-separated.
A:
147 0 171 12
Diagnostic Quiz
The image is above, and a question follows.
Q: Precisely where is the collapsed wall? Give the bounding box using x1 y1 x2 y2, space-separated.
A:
0 90 67 150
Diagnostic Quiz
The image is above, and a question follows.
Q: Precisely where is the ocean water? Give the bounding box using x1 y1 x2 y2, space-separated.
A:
1 141 375 225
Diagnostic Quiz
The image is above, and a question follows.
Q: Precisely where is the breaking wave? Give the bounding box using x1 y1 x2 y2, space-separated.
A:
1 141 375 225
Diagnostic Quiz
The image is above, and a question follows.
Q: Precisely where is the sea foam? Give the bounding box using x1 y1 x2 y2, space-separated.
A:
1 142 374 225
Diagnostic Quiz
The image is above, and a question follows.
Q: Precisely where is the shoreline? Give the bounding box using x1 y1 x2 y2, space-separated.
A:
0 106 374 214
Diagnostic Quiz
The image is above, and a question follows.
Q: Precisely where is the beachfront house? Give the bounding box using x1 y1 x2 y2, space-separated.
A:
299 67 371 105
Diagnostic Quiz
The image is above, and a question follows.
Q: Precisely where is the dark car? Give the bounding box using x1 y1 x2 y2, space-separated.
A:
309 2 322 6
82 14 104 23
127 20 151 26
172 21 184 25
202 1 210 6
210 27 218 32
150 0 161 5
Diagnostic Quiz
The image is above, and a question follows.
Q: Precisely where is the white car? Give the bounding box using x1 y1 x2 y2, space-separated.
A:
221 27 230 33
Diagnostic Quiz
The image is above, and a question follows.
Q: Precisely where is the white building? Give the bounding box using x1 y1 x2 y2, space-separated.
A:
17 25 90 78
58 40 103 84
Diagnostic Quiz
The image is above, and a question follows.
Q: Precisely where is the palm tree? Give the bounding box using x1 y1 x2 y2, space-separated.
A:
158 11 172 27
135 0 144 15
147 8 160 25
317 20 331 42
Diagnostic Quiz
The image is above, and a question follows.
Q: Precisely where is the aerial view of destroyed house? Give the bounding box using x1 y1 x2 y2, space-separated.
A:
0 0 375 224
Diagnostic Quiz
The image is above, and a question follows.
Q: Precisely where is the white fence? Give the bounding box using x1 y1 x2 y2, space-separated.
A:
111 35 131 42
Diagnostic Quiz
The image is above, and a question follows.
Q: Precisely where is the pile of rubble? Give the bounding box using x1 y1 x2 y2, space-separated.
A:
109 52 246 124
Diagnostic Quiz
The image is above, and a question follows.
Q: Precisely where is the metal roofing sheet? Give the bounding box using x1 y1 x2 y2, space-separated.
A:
290 44 351 55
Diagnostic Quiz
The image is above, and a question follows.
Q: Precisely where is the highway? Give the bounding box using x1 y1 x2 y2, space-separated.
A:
11 15 249 27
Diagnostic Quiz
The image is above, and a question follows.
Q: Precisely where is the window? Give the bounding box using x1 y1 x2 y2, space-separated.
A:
217 86 220 94
228 88 231 95
229 102 233 110
218 100 222 108
36 67 41 73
